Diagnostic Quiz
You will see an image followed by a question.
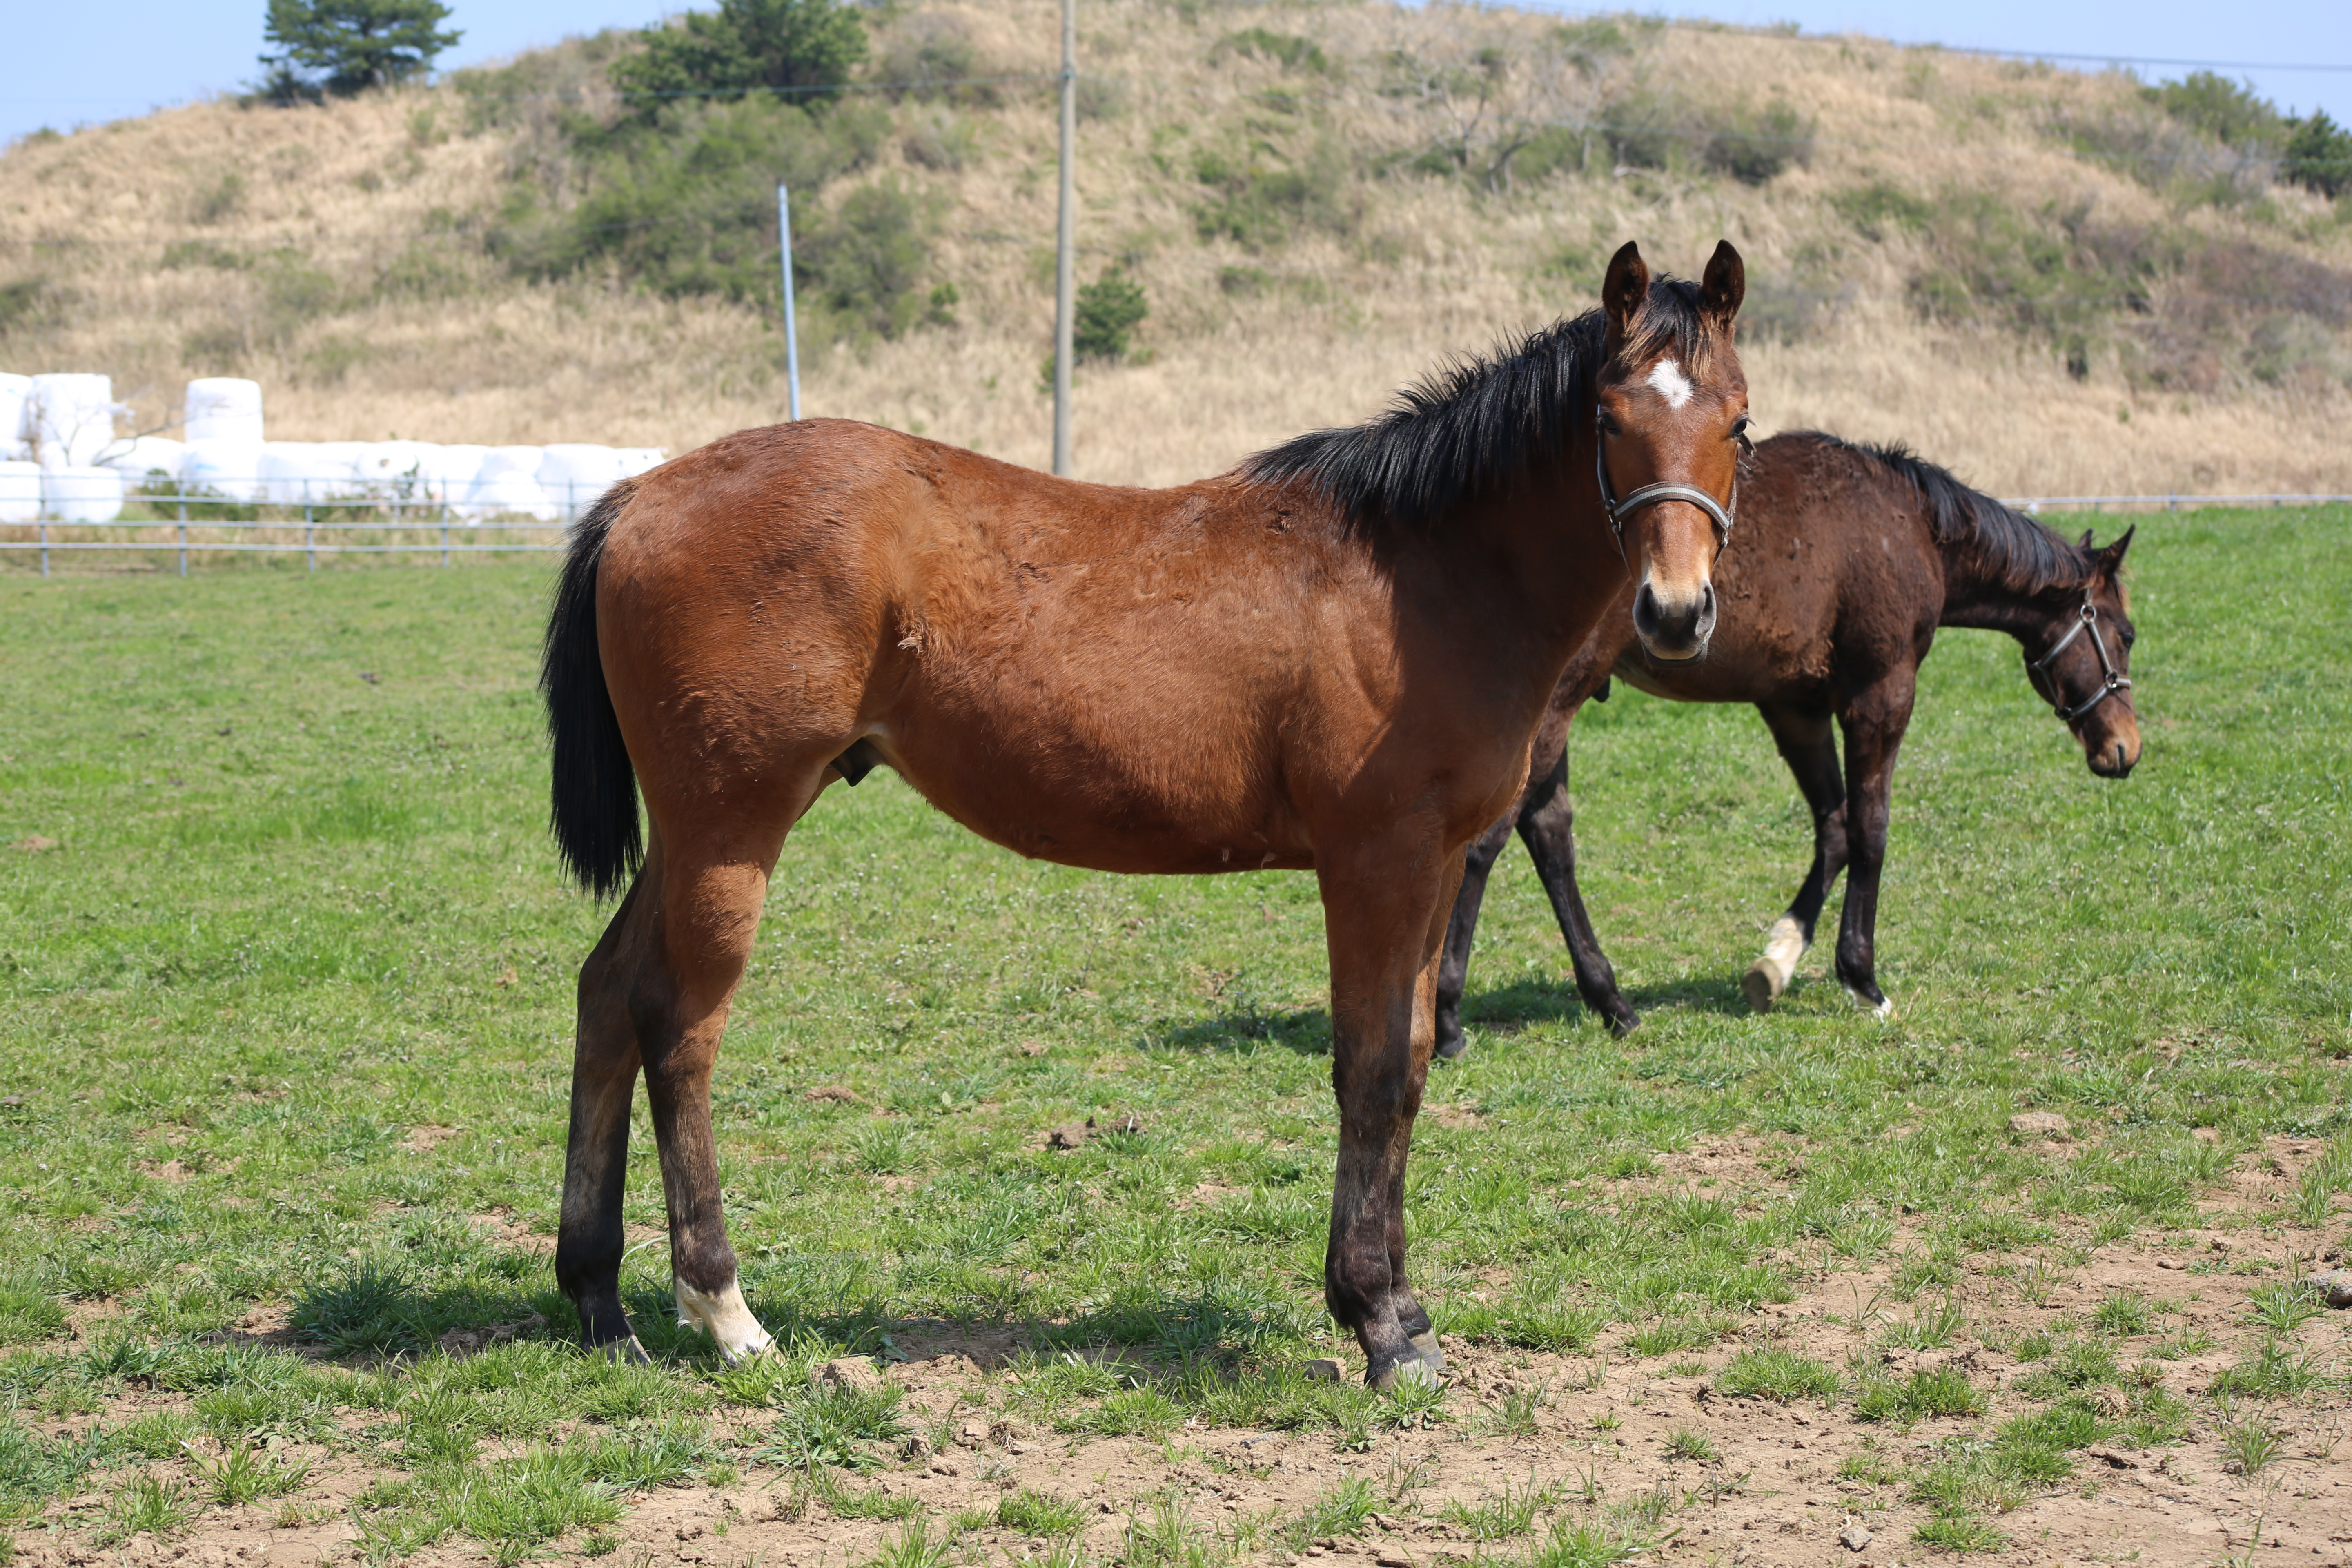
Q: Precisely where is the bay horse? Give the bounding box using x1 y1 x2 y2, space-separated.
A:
539 241 1754 1388
1433 430 2140 1050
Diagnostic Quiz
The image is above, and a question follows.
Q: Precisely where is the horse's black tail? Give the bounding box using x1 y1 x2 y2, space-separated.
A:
541 483 641 899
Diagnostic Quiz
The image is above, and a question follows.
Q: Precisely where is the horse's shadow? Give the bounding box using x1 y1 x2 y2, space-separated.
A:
1454 971 1755 1040
1153 1006 1334 1058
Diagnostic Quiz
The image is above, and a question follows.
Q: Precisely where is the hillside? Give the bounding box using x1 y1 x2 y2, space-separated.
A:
3 0 2350 497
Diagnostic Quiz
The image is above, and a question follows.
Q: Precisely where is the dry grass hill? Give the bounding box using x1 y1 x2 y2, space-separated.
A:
4 0 2350 497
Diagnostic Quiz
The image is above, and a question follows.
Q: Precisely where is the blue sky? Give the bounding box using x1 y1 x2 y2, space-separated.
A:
3 0 2346 150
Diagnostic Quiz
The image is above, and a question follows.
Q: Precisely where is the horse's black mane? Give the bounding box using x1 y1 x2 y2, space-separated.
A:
1833 435 2093 595
1241 281 1713 528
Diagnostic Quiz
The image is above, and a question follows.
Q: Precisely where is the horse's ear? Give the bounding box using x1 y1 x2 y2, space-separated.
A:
1603 241 1648 345
1700 240 1745 325
2079 528 2095 549
2097 524 2136 575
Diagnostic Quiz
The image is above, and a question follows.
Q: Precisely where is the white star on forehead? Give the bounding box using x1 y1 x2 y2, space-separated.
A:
1645 358 1694 409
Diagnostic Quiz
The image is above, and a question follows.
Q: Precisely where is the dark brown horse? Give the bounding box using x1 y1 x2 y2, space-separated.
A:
1433 430 2141 1050
539 243 1754 1388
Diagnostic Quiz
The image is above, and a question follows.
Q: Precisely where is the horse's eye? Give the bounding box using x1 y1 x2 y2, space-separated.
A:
1730 415 1752 439
2120 626 2136 650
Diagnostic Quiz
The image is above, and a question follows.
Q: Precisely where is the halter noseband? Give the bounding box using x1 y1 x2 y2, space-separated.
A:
1594 410 1738 566
2028 589 2131 722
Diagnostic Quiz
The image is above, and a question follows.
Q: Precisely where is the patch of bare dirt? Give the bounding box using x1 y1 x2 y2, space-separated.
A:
400 1125 461 1154
14 1191 2349 1567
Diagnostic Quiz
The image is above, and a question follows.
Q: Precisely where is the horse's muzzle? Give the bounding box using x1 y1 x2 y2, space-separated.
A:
2088 737 2136 778
1633 578 1716 662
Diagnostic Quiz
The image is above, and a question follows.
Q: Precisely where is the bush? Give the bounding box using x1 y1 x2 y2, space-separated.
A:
612 0 868 120
1074 269 1147 363
257 0 460 101
1192 142 1352 249
2145 71 2282 149
798 180 940 341
1704 98 1815 184
1216 28 1330 76
2285 111 2352 198
494 97 886 304
872 15 992 105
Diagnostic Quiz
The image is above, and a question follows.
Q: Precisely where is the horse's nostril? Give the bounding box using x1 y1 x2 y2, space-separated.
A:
1633 583 1658 622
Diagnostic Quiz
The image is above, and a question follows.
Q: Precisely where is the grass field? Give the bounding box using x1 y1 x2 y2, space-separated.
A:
0 506 2347 1565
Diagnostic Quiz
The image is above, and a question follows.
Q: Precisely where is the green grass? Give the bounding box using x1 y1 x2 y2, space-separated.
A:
1855 1365 1987 1423
1716 1350 1840 1403
0 504 2348 1542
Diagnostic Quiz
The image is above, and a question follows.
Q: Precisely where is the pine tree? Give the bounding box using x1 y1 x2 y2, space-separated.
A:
2283 111 2352 200
610 0 868 120
259 0 461 99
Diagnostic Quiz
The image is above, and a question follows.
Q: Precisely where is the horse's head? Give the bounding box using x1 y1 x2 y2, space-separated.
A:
2023 527 2141 777
1595 239 1748 663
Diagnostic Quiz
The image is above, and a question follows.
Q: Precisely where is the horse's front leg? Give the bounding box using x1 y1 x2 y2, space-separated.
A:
1832 676 1916 1017
1319 839 1463 1388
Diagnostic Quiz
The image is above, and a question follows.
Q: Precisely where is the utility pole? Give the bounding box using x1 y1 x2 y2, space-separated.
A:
1051 0 1076 476
777 183 804 422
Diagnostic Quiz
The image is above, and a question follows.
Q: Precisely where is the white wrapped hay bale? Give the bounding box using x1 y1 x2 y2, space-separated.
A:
0 459 40 523
473 445 543 481
465 472 558 521
0 375 31 461
180 440 266 501
420 444 489 504
30 374 120 469
615 447 668 479
536 444 624 517
259 442 370 503
351 441 439 499
98 435 187 481
458 446 554 521
182 378 265 446
42 466 125 523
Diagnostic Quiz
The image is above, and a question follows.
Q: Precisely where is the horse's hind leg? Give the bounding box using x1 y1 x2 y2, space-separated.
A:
556 878 653 1358
1743 702 1846 1013
639 831 796 1362
1433 807 1516 1061
555 802 798 1364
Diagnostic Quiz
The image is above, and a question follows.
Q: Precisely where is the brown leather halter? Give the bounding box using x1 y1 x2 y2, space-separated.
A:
1595 410 1740 567
2027 589 2132 722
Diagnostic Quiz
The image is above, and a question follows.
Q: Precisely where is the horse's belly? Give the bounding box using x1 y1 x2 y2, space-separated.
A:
874 711 1315 877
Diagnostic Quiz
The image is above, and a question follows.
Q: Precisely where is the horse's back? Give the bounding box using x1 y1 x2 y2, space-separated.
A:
591 419 1372 871
1608 431 1944 705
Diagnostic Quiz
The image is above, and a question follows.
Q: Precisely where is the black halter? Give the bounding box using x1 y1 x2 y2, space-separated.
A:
2027 589 2131 722
1594 410 1738 566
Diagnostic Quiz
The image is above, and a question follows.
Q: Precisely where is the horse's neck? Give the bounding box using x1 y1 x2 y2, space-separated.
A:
1415 464 1626 690
1933 539 2062 644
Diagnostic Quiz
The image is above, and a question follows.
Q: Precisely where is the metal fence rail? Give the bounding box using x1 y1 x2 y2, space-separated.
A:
0 487 573 576
6 489 2349 577
2005 493 2352 512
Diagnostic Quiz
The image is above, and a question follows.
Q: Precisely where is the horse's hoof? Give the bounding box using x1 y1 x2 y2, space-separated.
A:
1606 1006 1641 1038
591 1334 650 1365
1741 964 1779 1014
1842 985 1893 1020
1433 1031 1470 1062
1408 1330 1446 1372
1368 1353 1441 1393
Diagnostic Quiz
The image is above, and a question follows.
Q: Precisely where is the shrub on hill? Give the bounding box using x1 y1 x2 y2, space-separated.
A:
2285 111 2352 200
470 0 951 350
611 0 869 120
